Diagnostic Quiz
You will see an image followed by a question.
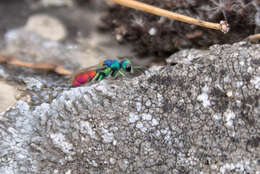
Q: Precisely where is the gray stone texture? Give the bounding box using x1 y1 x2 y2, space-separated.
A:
0 41 260 173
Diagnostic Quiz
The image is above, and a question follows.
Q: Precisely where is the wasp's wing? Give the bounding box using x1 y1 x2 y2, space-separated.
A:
71 64 107 78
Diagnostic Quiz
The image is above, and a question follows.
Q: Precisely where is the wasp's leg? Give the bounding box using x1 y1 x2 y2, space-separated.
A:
98 68 112 81
132 65 147 74
112 70 124 79
97 73 105 81
118 71 125 77
91 72 100 81
97 72 108 81
99 74 105 81
111 70 117 77
111 70 119 78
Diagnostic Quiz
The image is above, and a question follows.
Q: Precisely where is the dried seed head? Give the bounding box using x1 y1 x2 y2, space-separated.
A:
220 20 230 33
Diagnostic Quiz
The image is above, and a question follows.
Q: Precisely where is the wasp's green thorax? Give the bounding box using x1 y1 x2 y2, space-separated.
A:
111 61 121 71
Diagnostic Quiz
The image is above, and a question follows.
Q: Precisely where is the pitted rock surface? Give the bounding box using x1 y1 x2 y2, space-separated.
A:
0 42 260 173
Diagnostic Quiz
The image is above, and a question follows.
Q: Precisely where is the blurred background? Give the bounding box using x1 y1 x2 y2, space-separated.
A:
0 0 258 67
0 0 139 68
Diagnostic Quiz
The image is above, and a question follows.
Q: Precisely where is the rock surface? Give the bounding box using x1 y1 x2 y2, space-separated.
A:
0 41 259 173
25 14 68 41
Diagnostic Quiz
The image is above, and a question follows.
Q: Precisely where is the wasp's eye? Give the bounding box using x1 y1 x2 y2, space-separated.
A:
125 64 132 72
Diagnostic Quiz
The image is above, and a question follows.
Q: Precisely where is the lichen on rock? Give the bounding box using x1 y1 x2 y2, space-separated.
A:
0 41 259 173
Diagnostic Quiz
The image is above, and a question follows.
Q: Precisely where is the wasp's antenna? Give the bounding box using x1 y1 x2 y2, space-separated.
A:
133 65 147 74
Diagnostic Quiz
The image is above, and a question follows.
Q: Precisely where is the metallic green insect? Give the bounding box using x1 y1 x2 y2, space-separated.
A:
72 59 141 86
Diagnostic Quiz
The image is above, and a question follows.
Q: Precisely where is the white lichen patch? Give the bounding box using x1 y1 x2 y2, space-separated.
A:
89 160 98 167
53 169 59 174
219 160 251 174
161 128 169 135
157 93 163 106
239 61 245 66
94 81 116 96
213 113 221 120
23 77 44 91
122 100 129 105
151 118 159 126
136 102 142 112
141 113 152 121
247 67 253 73
101 128 114 143
110 157 116 165
224 75 231 83
33 103 50 119
50 133 74 154
65 169 72 174
204 76 212 83
145 99 152 107
136 121 147 132
250 76 260 89
197 85 211 108
211 164 218 170
155 130 161 137
129 112 139 123
80 121 97 139
164 132 172 145
16 100 30 115
236 81 243 88
177 150 199 166
224 110 236 127
113 140 117 146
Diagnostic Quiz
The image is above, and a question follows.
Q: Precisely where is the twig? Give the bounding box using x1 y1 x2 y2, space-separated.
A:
0 55 72 75
247 33 260 42
108 0 230 33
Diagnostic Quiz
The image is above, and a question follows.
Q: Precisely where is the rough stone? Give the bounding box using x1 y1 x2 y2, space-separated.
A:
0 42 260 173
25 14 68 41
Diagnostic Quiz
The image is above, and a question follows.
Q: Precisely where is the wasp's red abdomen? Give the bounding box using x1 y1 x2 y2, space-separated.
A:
72 71 97 86
87 71 96 78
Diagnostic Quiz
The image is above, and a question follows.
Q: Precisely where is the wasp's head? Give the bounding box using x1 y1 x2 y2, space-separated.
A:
121 59 133 73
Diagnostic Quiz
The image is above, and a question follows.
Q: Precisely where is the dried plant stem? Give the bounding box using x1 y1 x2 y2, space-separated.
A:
0 55 72 75
247 33 260 42
108 0 230 33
